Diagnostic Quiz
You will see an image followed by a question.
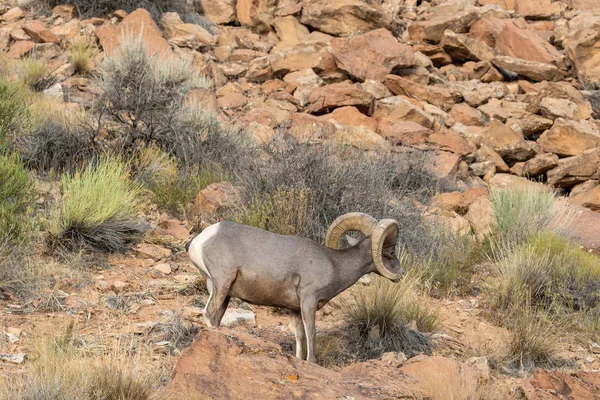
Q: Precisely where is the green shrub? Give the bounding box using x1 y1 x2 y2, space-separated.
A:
488 232 600 316
135 145 223 215
0 78 29 148
490 186 571 248
49 156 145 251
0 152 34 245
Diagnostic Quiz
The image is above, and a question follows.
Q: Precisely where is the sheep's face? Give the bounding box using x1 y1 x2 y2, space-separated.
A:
379 244 404 282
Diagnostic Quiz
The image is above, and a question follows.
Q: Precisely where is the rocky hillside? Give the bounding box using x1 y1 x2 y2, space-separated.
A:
2 0 600 399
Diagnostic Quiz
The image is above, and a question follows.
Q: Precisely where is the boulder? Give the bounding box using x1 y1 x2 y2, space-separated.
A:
409 10 479 43
491 56 563 81
358 80 393 99
489 173 542 189
570 181 600 212
384 75 455 112
547 149 600 188
1 7 23 22
269 42 334 76
540 98 589 121
563 17 600 83
329 123 391 151
373 96 435 129
331 28 415 82
526 82 593 117
7 40 34 58
161 12 215 49
522 153 560 177
431 187 489 215
289 113 336 142
470 144 510 173
305 81 375 115
167 328 434 399
378 121 432 145
460 81 509 107
538 119 600 157
300 0 391 36
470 160 496 176
450 103 485 126
470 17 564 66
505 115 553 138
465 197 495 240
22 21 59 44
520 369 600 400
189 182 240 224
323 106 378 131
427 151 462 181
428 131 476 156
236 0 272 28
440 30 495 62
158 219 190 241
514 0 563 20
479 120 524 150
496 140 540 163
96 8 171 58
200 0 236 24
272 16 310 48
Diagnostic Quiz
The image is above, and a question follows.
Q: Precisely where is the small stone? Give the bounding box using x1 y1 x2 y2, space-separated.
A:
0 353 26 364
154 263 172 274
183 306 204 319
590 342 600 354
381 351 407 367
6 327 21 337
221 309 256 327
135 243 171 260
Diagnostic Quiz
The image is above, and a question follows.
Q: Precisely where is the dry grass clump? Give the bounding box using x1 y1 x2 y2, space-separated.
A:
157 311 199 354
232 186 317 237
1 326 162 400
323 269 436 364
49 156 145 252
40 0 191 20
18 57 50 91
70 41 97 75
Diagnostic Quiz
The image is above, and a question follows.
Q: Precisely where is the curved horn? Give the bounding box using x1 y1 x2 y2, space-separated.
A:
371 219 400 280
325 212 377 249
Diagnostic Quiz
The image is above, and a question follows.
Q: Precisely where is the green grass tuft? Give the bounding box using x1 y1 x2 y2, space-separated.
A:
0 152 34 245
49 156 145 252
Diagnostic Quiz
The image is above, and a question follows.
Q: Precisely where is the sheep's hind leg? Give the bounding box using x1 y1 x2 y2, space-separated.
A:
290 311 306 359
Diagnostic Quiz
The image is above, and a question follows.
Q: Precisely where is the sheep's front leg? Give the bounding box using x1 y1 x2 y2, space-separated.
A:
290 311 306 359
300 299 318 363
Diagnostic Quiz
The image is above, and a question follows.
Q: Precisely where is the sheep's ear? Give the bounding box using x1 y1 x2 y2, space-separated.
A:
346 236 361 247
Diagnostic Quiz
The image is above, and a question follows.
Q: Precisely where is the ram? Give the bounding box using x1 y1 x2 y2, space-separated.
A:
187 212 402 363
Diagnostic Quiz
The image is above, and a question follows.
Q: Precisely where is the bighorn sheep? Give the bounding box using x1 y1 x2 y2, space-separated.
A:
187 213 402 363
